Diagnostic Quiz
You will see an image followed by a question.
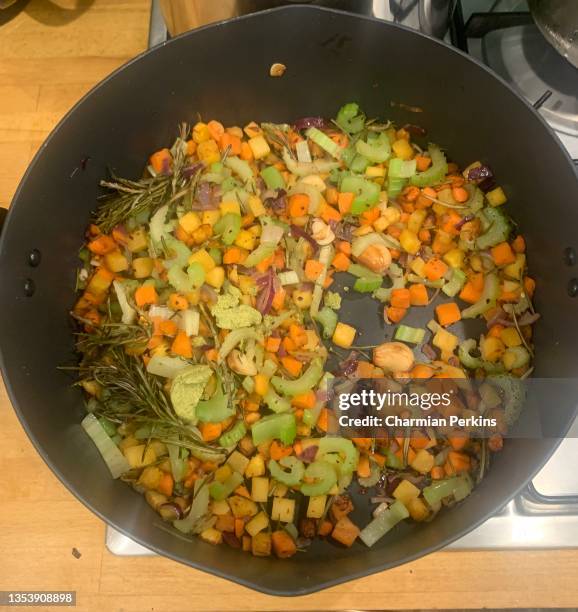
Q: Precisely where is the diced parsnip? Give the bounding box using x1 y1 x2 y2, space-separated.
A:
215 512 235 533
408 497 430 522
245 454 266 478
226 450 250 474
211 499 231 516
331 516 360 547
271 497 296 523
246 511 270 537
392 479 420 507
251 477 269 503
132 257 154 279
179 212 201 234
188 248 216 272
123 444 156 468
214 464 233 483
410 449 434 474
200 527 223 545
228 495 258 518
307 495 327 518
127 229 148 252
137 466 163 490
251 532 272 557
272 530 298 558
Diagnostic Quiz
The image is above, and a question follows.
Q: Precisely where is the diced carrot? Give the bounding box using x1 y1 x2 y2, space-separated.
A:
269 440 293 461
168 293 189 311
160 319 178 337
289 323 308 347
325 187 338 205
280 356 303 377
512 235 526 253
149 148 171 174
447 451 471 473
410 364 434 379
491 241 516 266
288 193 310 217
423 257 448 281
409 283 429 306
387 225 402 239
265 336 281 353
523 276 536 298
175 225 190 243
390 288 411 309
430 466 445 480
134 284 158 307
448 434 469 451
352 437 372 451
205 347 218 362
355 361 376 379
451 186 469 203
317 408 334 433
318 519 333 537
323 272 334 289
459 280 483 304
200 422 222 442
282 336 296 352
304 259 325 281
186 140 196 156
332 252 351 272
271 287 286 311
370 452 386 467
337 192 354 214
255 253 274 273
357 455 371 478
386 306 407 323
171 330 192 358
331 517 360 548
157 472 174 496
240 141 253 161
415 155 432 171
360 206 380 226
418 228 431 243
487 324 505 338
320 202 342 224
403 185 420 202
272 530 297 558
223 246 244 264
207 120 225 141
499 285 520 302
87 234 117 255
440 211 462 235
234 518 245 538
292 391 316 410
435 302 461 327
336 240 352 255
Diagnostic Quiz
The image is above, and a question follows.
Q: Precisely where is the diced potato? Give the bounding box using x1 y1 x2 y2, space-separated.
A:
365 165 386 178
228 495 258 518
215 512 235 533
332 322 357 349
443 248 465 269
118 435 139 452
246 511 269 537
214 464 233 484
271 497 295 523
248 195 267 217
242 535 252 552
127 229 148 253
188 248 216 273
205 266 225 289
132 257 154 279
248 135 271 160
307 495 327 519
393 479 420 507
408 497 430 522
234 229 256 251
251 477 269 503
504 253 526 281
245 454 266 478
480 336 505 363
408 209 427 234
179 211 201 234
220 200 241 216
201 210 221 226
410 256 426 277
392 138 414 160
192 122 210 143
138 465 163 490
226 450 250 474
432 328 459 353
200 527 222 545
197 139 220 164
500 327 522 348
123 444 156 468
399 228 421 255
211 499 231 516
272 482 288 497
104 250 129 273
292 289 313 310
331 516 360 547
486 186 507 207
148 439 167 458
410 449 434 475
271 530 297 558
251 532 272 557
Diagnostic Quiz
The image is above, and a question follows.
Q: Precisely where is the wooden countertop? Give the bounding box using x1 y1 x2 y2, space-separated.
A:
1 2 578 610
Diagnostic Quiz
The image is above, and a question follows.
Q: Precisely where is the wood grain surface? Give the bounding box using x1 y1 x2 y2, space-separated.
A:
1 1 577 610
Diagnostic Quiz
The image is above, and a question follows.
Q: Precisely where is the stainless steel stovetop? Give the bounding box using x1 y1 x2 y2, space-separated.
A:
105 0 578 557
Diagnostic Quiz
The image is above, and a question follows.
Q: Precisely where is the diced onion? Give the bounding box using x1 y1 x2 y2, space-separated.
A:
260 222 285 246
278 270 300 285
81 413 130 479
146 354 191 378
296 140 312 163
112 281 136 325
179 308 200 337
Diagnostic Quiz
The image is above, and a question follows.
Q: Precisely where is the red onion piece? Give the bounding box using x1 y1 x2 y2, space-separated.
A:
402 123 427 137
298 445 318 463
290 224 318 254
294 117 327 131
421 343 437 360
182 162 203 179
455 214 474 230
467 165 493 182
255 269 280 315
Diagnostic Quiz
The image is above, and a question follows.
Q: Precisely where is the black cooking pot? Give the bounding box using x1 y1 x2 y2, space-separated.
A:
1 5 577 596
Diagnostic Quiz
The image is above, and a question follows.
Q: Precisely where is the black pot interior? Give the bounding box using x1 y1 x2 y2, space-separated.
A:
1 6 577 595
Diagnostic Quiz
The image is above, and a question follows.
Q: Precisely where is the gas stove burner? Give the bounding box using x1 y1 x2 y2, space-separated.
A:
482 24 578 138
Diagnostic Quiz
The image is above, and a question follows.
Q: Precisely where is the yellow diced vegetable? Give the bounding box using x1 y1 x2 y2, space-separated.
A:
500 327 522 348
214 464 233 484
205 266 225 288
228 495 258 518
399 228 421 255
245 454 266 478
137 465 162 490
486 186 507 206
104 251 129 273
443 248 465 269
251 477 269 503
408 209 427 234
127 229 148 253
432 328 459 354
271 497 296 523
200 527 222 545
410 449 434 474
332 322 357 348
245 511 269 536
292 289 313 310
504 254 526 280
253 373 269 397
408 497 430 522
123 444 156 469
307 495 327 519
179 212 201 234
251 532 272 556
211 499 231 515
393 479 420 507
192 122 211 143
226 450 250 474
248 195 267 217
197 139 220 165
132 257 154 279
234 229 256 251
392 138 414 160
201 210 221 226
248 135 271 160
365 166 386 178
480 336 505 362
188 248 216 273
410 256 426 277
220 200 241 216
